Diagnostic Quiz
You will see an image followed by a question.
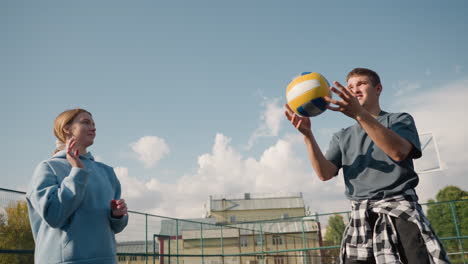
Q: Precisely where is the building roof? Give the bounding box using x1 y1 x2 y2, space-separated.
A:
181 218 319 240
158 215 319 241
209 197 305 211
159 217 218 236
157 193 315 240
117 240 158 254
236 219 319 235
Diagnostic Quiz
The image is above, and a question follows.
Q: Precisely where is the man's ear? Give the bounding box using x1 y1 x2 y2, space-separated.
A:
376 83 383 96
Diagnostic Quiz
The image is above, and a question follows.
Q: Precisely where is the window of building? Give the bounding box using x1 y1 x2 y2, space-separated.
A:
240 236 248 247
282 213 289 219
255 234 263 246
130 255 137 261
272 235 283 245
230 215 236 223
256 255 265 260
274 256 285 264
118 256 126 261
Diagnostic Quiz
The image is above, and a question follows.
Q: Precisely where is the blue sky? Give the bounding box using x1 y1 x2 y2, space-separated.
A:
1 1 467 218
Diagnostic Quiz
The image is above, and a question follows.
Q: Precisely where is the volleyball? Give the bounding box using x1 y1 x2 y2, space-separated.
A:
286 72 330 117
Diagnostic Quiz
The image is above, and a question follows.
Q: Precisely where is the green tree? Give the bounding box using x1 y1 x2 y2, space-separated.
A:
324 214 346 245
0 200 34 264
426 185 468 263
322 214 346 264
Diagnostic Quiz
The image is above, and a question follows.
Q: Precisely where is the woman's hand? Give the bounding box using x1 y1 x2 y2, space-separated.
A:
66 138 85 168
111 199 128 218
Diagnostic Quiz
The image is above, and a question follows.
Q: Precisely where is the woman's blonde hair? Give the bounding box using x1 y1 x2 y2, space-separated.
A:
53 108 92 154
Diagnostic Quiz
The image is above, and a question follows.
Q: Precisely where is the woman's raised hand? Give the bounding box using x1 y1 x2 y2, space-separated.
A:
66 138 85 168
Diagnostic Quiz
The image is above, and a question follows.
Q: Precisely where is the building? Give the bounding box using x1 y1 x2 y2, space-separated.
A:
207 192 308 223
150 192 323 264
116 240 157 264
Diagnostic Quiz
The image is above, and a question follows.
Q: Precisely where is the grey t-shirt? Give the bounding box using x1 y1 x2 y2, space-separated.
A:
325 111 422 200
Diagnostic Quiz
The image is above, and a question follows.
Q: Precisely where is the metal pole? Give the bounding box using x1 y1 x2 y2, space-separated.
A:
252 229 255 264
221 225 225 264
146 214 148 264
201 223 205 264
176 220 180 264
301 220 308 264
260 223 265 264
314 213 320 264
449 202 466 264
168 235 171 264
153 235 156 264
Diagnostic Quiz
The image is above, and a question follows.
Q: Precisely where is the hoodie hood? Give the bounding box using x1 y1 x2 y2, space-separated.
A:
52 150 95 161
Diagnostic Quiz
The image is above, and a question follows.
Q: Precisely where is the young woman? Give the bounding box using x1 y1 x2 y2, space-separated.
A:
26 108 128 264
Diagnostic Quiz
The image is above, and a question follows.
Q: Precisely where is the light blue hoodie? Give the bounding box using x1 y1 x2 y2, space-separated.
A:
26 151 128 264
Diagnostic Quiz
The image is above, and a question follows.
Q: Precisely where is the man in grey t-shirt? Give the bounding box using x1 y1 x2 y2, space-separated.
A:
285 68 448 263
325 110 422 200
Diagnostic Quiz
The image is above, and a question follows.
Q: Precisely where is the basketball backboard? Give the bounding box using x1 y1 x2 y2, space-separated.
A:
414 132 443 174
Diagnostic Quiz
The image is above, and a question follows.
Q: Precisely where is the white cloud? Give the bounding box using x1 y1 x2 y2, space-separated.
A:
393 80 422 97
114 166 167 214
130 136 170 168
94 155 103 162
394 78 468 202
116 79 468 221
118 133 347 219
247 97 285 149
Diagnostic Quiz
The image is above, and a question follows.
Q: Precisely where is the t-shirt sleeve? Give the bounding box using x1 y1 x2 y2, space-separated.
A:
325 132 342 169
390 113 422 159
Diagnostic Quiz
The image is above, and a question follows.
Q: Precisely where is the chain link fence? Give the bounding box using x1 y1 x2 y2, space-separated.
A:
1 187 466 264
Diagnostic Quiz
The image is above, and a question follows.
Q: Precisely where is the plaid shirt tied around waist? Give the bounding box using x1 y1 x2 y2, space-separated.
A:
340 189 450 264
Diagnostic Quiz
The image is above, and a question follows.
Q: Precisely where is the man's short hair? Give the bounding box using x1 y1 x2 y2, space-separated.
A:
346 68 381 87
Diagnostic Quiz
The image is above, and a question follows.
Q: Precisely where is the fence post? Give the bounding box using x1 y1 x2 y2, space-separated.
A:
449 202 466 264
176 219 179 264
315 212 320 264
221 225 224 264
200 223 204 264
153 235 156 264
168 234 171 264
146 214 148 264
301 219 308 264
260 223 265 264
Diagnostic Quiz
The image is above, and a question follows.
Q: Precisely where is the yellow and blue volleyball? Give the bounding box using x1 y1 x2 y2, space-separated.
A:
286 72 330 117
